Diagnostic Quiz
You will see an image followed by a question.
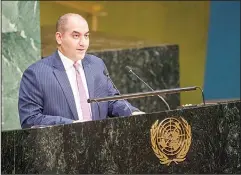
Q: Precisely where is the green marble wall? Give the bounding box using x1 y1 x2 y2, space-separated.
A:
2 1 41 131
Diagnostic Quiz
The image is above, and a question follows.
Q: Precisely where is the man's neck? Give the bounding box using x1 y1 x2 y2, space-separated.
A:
57 48 83 62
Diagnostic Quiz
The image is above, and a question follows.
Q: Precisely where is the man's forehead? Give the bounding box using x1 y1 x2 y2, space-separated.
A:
64 21 89 33
66 19 89 29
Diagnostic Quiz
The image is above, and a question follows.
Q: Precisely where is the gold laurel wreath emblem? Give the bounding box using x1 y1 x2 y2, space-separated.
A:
150 117 191 166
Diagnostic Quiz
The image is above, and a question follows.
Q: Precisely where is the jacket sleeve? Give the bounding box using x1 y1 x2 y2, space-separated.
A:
107 79 139 117
100 62 139 117
18 67 74 128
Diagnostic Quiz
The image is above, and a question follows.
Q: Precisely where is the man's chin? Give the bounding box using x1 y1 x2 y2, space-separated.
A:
76 52 86 60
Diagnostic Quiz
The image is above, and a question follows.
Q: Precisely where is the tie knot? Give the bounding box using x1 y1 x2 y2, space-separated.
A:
73 62 80 70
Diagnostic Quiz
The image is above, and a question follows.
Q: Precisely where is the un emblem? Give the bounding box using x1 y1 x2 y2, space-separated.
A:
150 117 191 166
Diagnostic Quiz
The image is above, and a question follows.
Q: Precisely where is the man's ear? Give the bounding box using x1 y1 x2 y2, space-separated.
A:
55 32 62 45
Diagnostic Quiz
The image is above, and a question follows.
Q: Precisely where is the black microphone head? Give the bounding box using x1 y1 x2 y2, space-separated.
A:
103 69 109 77
125 66 132 72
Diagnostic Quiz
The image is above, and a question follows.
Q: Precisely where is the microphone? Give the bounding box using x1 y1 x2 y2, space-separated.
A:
103 69 138 115
103 69 110 78
125 66 171 110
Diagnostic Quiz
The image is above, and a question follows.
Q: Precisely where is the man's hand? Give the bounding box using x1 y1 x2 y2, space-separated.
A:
132 111 146 115
73 120 82 123
73 119 91 123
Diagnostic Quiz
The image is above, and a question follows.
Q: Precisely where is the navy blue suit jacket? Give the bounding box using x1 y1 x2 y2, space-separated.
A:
18 51 138 128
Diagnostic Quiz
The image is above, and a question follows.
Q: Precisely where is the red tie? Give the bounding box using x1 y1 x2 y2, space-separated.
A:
73 62 92 121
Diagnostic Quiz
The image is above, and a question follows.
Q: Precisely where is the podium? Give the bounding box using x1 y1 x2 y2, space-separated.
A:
1 99 240 174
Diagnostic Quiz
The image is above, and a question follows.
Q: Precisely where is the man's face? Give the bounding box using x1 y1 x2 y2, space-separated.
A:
56 16 90 61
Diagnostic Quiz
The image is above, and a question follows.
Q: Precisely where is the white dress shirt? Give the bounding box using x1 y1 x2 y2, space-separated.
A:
58 50 92 121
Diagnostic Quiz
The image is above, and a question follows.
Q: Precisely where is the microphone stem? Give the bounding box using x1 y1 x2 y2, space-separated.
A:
130 70 154 91
129 70 171 111
107 75 134 115
196 86 206 105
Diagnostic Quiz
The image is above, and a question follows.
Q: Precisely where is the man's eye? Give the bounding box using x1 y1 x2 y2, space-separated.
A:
85 34 89 38
73 35 79 38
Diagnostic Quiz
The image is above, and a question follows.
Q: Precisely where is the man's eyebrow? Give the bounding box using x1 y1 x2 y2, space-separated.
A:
72 31 80 34
71 31 90 35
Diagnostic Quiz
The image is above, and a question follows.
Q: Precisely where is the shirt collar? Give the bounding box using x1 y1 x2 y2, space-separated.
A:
58 50 83 70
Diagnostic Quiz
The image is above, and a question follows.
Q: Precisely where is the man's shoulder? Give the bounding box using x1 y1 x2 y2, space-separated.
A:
25 53 54 72
85 54 104 64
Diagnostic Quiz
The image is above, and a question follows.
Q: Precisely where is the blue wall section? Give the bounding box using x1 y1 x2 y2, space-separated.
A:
204 1 240 100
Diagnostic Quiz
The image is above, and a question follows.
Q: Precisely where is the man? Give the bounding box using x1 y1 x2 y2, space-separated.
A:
18 13 143 129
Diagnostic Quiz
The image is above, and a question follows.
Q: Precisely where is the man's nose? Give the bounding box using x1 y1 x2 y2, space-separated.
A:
78 39 84 45
78 36 86 45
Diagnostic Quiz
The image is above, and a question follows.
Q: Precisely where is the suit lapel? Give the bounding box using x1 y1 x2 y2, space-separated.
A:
82 56 97 120
52 51 79 120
